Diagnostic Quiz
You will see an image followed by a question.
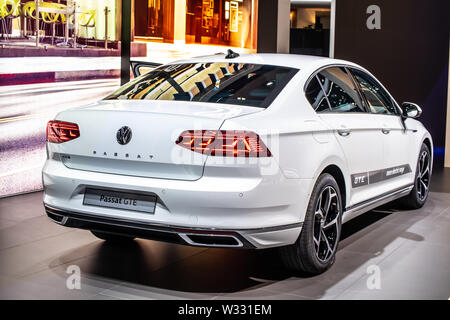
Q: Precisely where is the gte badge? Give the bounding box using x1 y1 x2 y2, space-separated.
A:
352 173 369 188
116 126 132 145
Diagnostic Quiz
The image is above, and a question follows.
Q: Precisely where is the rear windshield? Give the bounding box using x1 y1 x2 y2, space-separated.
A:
105 63 298 108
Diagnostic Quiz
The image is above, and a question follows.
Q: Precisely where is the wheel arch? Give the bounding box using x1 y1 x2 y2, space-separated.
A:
423 137 433 161
320 164 347 211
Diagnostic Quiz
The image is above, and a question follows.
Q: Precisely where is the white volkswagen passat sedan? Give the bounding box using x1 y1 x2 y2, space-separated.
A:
43 53 433 274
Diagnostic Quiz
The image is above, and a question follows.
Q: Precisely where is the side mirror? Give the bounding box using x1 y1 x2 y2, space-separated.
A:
401 102 422 118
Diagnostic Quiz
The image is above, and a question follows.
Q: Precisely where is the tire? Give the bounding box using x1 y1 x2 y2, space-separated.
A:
91 230 135 242
279 173 343 275
399 143 431 209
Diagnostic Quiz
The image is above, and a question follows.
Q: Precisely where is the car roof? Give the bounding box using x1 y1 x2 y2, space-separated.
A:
167 53 361 76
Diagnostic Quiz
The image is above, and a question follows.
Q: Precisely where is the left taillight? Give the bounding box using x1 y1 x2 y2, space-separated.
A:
46 120 80 143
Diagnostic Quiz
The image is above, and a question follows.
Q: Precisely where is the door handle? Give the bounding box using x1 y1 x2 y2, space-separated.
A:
381 129 390 134
337 129 351 137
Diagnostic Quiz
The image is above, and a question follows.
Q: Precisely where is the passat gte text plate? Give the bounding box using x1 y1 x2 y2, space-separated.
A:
83 188 156 214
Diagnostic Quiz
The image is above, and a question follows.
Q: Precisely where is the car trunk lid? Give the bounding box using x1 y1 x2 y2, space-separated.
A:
53 100 262 181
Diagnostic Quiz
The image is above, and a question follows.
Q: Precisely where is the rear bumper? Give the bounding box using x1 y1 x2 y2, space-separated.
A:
42 157 312 248
45 204 302 249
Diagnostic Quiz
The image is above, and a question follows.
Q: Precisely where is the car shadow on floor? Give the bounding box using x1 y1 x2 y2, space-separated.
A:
49 198 434 295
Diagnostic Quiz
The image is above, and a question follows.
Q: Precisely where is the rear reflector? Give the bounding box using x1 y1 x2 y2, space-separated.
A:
176 130 271 157
47 120 80 143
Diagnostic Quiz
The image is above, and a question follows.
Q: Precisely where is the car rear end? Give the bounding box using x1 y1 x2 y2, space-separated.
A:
42 61 307 249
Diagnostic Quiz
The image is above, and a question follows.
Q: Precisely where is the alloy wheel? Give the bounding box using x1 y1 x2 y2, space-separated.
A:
313 186 341 262
416 150 430 201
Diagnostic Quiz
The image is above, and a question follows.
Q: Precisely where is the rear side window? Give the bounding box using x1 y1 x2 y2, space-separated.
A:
349 68 398 115
105 63 298 108
305 66 366 113
305 77 330 112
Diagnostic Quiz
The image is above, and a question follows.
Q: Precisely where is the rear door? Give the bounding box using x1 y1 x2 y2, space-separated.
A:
306 66 384 206
348 67 415 190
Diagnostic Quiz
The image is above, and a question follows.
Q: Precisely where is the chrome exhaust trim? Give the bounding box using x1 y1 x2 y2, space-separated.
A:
179 233 244 248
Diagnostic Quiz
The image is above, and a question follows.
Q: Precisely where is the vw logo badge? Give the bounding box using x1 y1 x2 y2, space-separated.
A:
116 126 132 145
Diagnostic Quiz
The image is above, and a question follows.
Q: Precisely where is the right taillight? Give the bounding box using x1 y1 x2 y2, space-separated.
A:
47 120 80 143
176 130 271 157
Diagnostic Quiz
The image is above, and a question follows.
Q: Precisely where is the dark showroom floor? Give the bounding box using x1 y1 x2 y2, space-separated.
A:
0 169 449 300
